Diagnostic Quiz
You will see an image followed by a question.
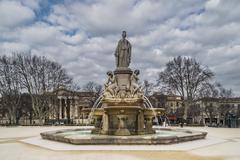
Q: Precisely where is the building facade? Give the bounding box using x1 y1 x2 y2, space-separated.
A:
194 97 240 127
0 88 95 125
47 88 95 125
149 92 184 124
149 93 240 127
1 89 239 127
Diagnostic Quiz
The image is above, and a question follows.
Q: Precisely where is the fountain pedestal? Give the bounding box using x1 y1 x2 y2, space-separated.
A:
92 104 164 136
91 68 164 136
116 115 131 136
100 105 145 136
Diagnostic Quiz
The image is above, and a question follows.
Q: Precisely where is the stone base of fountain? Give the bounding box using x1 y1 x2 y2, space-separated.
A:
91 105 164 136
40 127 207 145
88 68 166 136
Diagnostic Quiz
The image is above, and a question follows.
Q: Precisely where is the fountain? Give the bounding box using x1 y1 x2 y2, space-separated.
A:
41 31 207 144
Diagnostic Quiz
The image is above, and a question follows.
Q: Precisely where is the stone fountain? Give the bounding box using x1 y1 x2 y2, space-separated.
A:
91 31 163 136
41 31 207 144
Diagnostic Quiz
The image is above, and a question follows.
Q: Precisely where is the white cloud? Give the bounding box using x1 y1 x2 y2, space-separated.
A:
20 23 60 46
59 32 87 45
206 0 220 9
0 0 240 95
0 0 35 30
46 0 205 35
0 42 30 54
185 0 240 26
19 0 41 10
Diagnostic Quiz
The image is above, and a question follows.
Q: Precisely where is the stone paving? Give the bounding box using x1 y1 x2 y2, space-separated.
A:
0 126 239 160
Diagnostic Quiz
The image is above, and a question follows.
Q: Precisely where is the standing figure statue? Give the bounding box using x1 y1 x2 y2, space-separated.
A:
115 31 132 68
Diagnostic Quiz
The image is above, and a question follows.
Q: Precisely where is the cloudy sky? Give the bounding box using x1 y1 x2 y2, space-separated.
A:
0 0 240 95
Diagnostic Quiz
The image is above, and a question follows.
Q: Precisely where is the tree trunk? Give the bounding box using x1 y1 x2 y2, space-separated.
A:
38 116 45 126
183 100 189 121
210 116 212 126
29 111 33 125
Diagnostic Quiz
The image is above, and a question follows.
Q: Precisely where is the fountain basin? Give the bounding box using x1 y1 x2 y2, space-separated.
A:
40 127 207 145
91 107 165 136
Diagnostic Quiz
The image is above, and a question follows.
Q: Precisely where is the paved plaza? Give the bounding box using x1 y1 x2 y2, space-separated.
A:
0 126 240 160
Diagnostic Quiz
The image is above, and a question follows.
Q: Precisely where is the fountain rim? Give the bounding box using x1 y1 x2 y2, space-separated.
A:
40 127 208 145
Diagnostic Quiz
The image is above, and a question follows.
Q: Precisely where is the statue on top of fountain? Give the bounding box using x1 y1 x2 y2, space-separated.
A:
115 31 131 69
103 31 143 101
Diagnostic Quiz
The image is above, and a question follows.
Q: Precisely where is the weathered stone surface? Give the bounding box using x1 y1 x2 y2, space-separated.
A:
96 32 166 136
115 31 131 68
40 128 207 145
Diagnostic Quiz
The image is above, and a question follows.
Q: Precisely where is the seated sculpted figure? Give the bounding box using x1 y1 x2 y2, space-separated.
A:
104 71 119 97
130 70 143 97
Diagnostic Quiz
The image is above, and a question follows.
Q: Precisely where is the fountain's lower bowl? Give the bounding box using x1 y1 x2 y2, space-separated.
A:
89 106 165 136
40 127 207 145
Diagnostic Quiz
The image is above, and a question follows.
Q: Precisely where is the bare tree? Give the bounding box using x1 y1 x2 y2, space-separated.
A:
82 81 103 107
143 80 154 97
215 82 233 98
205 104 216 125
215 83 234 125
0 55 22 125
198 81 234 126
198 82 218 98
15 54 72 125
199 82 233 99
19 93 33 124
157 56 214 121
